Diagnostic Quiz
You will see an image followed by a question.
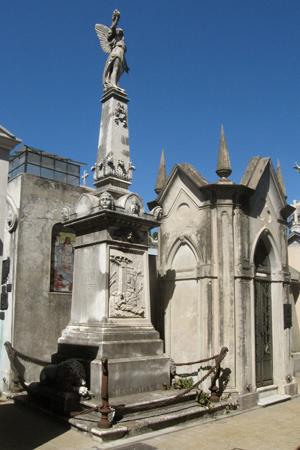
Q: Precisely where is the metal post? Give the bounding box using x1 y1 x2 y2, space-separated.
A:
209 347 229 402
97 357 111 428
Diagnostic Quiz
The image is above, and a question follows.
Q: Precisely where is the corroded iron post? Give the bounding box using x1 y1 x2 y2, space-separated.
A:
209 347 229 402
97 357 111 428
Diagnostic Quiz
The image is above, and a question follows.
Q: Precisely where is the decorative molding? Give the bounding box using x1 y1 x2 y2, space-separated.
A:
6 195 18 233
114 102 128 128
98 191 115 210
124 194 143 216
151 206 163 220
91 158 135 182
61 206 70 222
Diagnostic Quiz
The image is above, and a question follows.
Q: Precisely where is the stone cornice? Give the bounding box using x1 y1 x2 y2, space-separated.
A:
0 125 22 152
63 209 158 235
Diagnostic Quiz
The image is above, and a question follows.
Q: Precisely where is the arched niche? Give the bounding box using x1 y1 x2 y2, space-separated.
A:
164 237 200 365
254 234 273 387
172 241 197 271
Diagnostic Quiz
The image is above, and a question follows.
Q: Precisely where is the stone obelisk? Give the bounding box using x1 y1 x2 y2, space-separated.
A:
55 10 170 398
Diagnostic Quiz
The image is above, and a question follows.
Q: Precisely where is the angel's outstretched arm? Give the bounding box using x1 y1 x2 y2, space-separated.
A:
110 10 120 36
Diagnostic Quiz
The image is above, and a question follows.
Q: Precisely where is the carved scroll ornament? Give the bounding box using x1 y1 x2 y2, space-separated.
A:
6 195 18 233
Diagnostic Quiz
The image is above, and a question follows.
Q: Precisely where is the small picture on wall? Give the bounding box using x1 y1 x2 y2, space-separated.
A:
53 232 75 292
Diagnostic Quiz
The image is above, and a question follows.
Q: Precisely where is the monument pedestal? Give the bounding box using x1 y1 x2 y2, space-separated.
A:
56 324 169 397
55 208 170 398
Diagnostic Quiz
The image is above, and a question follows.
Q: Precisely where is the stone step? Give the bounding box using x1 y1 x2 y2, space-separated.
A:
72 391 231 441
257 384 278 400
257 394 291 407
13 389 232 443
83 387 198 410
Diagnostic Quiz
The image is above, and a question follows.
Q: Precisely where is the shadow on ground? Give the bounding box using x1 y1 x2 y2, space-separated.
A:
0 399 71 450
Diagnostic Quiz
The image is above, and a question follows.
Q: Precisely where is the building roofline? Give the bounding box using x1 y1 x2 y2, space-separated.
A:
10 145 86 166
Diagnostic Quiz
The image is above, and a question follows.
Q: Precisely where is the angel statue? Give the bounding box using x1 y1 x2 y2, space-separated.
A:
294 162 300 173
95 10 129 91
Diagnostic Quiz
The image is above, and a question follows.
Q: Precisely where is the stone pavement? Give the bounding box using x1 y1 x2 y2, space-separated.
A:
1 394 300 450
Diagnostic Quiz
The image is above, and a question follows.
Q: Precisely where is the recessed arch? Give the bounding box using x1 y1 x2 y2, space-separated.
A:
253 228 275 387
167 235 199 269
251 227 281 274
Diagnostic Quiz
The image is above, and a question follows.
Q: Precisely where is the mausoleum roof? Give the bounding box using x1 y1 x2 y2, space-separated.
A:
148 162 209 210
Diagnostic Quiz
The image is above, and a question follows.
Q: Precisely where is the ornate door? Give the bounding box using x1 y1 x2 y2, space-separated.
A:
255 280 273 387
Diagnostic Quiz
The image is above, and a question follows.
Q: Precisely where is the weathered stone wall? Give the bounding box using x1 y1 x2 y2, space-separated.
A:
1 173 91 387
157 171 215 391
156 159 297 402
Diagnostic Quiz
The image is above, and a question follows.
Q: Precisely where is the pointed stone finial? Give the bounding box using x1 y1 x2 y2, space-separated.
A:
216 125 232 180
155 149 167 194
277 159 287 198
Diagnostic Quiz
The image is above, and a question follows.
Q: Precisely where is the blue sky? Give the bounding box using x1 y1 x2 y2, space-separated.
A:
2 0 299 209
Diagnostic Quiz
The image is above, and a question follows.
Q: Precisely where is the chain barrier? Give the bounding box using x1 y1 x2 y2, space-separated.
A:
13 350 50 367
5 341 50 367
174 365 212 378
174 354 220 367
70 363 218 418
4 340 229 421
70 348 229 418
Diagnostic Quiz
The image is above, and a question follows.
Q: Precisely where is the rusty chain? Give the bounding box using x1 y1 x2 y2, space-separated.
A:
174 365 212 377
71 349 228 418
174 354 220 367
12 348 50 367
5 341 229 420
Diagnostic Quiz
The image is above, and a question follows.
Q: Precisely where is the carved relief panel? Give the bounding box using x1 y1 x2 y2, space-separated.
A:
109 248 145 318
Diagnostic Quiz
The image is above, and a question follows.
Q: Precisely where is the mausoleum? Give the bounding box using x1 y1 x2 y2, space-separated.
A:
149 130 298 407
1 9 298 410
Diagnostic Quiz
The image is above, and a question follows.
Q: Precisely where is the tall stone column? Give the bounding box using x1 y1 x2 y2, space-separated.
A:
56 88 169 399
93 88 135 191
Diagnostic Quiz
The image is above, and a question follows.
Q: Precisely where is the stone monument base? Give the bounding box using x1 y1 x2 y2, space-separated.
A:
27 382 81 414
53 324 170 398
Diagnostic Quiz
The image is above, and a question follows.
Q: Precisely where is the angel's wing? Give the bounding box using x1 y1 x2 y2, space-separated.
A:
95 24 111 54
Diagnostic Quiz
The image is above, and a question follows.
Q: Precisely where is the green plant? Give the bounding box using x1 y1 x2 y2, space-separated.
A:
195 389 211 407
172 377 194 390
220 392 231 402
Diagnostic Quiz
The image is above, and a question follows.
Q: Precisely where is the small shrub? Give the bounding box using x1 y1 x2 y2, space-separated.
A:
172 377 194 390
195 389 211 407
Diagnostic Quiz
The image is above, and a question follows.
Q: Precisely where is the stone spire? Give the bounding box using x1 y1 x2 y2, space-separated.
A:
155 149 167 194
277 159 287 198
216 125 232 180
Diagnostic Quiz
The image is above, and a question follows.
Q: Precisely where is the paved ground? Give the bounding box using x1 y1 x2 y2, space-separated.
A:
1 394 300 450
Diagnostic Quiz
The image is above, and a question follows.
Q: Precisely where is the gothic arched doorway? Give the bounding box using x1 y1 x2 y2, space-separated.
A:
254 238 273 387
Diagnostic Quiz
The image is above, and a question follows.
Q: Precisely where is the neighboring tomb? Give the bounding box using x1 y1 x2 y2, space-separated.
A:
0 149 90 392
287 198 300 377
149 128 298 407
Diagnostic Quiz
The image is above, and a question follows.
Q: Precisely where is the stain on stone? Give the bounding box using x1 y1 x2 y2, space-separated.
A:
121 136 129 146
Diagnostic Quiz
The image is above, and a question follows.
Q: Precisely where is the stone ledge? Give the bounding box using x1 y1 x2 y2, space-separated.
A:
258 394 291 407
